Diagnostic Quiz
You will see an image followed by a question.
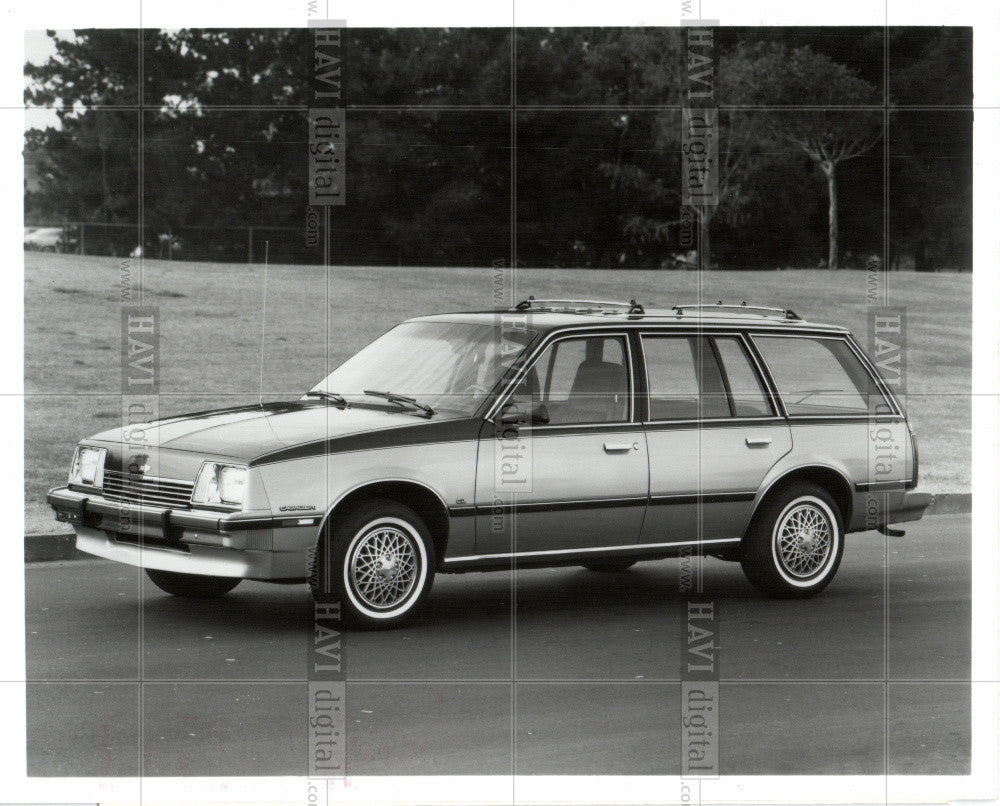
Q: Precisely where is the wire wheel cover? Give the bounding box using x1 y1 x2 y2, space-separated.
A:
775 503 833 578
349 526 420 609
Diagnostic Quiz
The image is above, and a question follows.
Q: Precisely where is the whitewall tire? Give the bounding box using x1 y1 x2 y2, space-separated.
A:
310 500 435 629
740 484 844 598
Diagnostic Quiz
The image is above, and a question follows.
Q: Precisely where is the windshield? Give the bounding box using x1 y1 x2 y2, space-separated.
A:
309 321 538 417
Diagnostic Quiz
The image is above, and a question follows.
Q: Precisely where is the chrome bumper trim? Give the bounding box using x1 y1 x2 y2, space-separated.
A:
46 486 309 532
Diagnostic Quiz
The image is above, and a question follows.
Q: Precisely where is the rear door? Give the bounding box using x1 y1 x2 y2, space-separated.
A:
639 331 792 546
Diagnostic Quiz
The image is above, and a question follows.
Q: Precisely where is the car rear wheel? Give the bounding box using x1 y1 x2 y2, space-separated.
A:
309 500 436 629
740 483 844 598
581 559 637 572
145 569 241 598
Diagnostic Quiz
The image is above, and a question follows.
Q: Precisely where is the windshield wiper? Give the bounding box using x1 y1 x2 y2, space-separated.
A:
363 390 435 416
305 390 349 408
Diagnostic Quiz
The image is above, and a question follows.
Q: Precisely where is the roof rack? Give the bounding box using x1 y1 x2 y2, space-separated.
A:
514 296 645 315
671 301 801 320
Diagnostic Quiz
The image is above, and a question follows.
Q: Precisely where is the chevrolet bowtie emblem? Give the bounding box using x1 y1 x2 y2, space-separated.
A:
129 454 151 474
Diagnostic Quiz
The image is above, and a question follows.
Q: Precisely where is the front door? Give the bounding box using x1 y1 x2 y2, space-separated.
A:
639 333 792 546
474 332 649 558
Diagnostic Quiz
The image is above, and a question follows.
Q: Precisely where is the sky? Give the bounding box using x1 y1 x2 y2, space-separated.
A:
24 29 72 130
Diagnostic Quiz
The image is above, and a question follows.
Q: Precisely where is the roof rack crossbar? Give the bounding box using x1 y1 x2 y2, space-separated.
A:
671 301 801 320
514 296 645 314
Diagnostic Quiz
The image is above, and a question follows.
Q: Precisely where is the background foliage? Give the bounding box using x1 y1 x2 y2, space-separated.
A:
24 27 972 269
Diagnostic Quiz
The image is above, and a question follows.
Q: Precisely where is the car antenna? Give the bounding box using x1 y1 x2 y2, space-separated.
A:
258 240 269 406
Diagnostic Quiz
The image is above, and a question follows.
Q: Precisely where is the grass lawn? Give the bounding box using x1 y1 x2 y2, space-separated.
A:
24 252 971 534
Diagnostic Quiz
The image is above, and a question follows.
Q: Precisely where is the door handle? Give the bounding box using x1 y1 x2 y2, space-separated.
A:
604 442 635 453
745 436 772 447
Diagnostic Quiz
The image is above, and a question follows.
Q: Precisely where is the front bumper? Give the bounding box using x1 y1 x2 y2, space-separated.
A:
47 486 317 579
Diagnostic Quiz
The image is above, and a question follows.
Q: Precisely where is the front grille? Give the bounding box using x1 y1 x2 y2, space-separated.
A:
102 470 195 510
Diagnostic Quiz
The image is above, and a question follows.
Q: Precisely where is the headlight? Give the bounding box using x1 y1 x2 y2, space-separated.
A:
68 446 107 488
192 462 248 507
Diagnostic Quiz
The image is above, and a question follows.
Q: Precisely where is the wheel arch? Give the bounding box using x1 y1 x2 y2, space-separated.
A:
748 465 853 535
316 479 450 568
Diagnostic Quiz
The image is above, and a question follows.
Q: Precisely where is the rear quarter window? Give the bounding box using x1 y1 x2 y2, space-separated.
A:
753 335 891 416
712 336 775 417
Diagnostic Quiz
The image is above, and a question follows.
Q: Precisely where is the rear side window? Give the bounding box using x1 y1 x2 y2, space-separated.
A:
753 336 889 416
712 337 775 417
642 336 730 419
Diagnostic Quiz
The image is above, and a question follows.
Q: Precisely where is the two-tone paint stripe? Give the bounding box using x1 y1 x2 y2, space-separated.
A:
249 417 483 467
448 490 757 518
855 480 914 492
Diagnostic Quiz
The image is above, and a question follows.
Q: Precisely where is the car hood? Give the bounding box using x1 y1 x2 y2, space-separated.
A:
87 401 454 463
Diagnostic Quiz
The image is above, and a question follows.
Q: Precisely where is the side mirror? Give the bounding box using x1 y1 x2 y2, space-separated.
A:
500 403 522 426
500 402 549 426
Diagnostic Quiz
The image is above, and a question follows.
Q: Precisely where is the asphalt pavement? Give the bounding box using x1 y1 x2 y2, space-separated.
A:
24 514 970 777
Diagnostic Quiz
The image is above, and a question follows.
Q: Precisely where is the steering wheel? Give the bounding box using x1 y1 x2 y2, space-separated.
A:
462 384 491 397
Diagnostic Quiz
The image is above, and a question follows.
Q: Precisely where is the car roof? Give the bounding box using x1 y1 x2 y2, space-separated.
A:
410 302 849 335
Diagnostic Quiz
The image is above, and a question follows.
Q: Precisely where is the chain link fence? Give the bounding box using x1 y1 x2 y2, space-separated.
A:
25 219 512 266
24 221 332 264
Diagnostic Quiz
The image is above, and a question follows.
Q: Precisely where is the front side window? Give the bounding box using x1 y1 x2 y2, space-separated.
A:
511 335 630 424
753 335 890 416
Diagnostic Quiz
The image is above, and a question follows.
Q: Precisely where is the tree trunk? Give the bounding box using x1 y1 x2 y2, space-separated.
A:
824 162 838 269
96 117 113 222
100 145 112 220
914 241 932 272
697 207 712 270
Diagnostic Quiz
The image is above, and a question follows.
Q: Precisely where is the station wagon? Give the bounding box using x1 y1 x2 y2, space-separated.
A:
48 298 931 628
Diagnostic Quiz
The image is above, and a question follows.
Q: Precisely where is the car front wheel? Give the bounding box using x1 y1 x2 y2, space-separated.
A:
740 484 844 598
145 569 241 598
310 500 435 629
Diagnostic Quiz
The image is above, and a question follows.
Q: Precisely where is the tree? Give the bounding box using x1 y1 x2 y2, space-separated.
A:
722 42 882 269
884 28 972 270
608 42 784 269
516 28 686 267
23 28 968 270
24 29 513 263
649 45 780 268
786 114 881 270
